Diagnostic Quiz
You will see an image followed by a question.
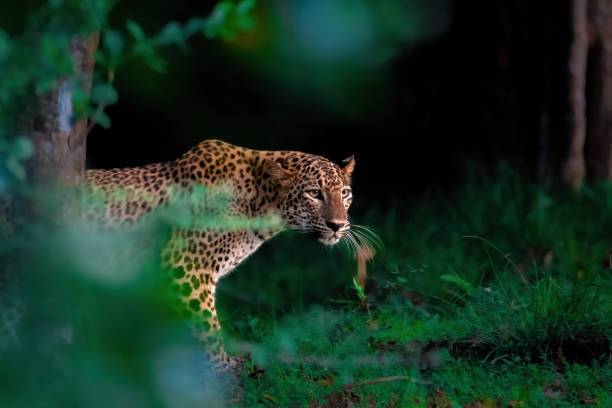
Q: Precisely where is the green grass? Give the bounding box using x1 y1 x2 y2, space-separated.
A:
235 304 611 407
220 167 612 406
226 279 610 406
1 168 610 406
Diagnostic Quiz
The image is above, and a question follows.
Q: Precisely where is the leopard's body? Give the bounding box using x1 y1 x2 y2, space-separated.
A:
84 139 355 370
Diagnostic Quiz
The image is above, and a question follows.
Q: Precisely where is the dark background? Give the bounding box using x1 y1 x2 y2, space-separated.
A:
5 0 574 202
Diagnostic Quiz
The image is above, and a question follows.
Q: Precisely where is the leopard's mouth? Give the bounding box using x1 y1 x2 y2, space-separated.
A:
318 231 344 246
318 236 341 246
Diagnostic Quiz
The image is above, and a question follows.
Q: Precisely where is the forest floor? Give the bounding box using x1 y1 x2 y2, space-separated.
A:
221 168 612 407
1 168 610 407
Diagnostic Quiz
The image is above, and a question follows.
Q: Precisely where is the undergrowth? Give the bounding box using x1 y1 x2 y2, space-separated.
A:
236 303 611 407
223 168 612 406
1 168 610 406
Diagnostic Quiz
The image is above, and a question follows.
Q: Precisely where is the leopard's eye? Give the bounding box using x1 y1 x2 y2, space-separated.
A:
342 187 352 199
306 189 323 200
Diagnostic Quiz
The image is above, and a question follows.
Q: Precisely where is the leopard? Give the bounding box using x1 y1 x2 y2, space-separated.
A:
83 139 356 373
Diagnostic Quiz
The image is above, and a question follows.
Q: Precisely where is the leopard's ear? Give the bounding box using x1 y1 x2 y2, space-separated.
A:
341 155 355 184
264 159 296 188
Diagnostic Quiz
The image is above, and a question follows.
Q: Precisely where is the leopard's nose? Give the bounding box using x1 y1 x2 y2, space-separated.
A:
325 220 346 232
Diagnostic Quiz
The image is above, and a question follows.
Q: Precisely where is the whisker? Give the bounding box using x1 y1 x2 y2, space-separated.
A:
350 230 378 258
350 224 384 249
343 231 359 258
351 235 362 256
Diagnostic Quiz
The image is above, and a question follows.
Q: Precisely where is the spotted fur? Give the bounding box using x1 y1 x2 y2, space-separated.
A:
84 139 355 371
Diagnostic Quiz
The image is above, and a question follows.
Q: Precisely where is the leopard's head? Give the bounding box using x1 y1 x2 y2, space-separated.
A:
265 153 355 245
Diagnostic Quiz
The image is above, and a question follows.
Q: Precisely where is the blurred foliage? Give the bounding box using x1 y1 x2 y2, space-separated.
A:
0 180 284 405
97 0 257 75
0 0 258 192
81 0 258 129
0 0 259 405
0 0 112 191
234 0 450 117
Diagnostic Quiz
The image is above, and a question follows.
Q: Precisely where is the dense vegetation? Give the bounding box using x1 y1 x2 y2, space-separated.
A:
225 168 611 406
1 169 610 406
0 1 610 407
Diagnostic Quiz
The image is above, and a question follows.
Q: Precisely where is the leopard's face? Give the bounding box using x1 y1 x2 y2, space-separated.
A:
266 154 355 245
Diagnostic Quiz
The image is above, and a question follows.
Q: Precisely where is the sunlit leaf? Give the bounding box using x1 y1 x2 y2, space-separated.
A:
352 277 365 300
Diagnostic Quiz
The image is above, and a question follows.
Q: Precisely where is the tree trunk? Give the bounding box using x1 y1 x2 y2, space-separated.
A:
564 0 612 188
26 34 99 187
564 0 589 189
585 0 612 179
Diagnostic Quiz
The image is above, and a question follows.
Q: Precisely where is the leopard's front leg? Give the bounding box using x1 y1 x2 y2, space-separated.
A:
164 230 250 374
170 263 242 373
188 273 243 372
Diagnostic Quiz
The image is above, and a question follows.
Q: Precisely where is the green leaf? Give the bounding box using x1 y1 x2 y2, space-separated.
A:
352 277 365 300
71 86 90 119
236 0 256 15
94 111 111 128
440 273 473 294
184 17 206 37
10 137 32 160
35 78 59 95
204 1 235 38
133 42 167 73
154 22 185 46
6 157 26 180
103 29 124 59
202 0 257 39
91 83 118 105
40 34 73 76
126 20 145 41
235 15 255 31
142 52 167 73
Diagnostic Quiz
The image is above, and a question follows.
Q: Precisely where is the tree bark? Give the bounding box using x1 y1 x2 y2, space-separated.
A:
26 34 99 187
564 0 612 188
585 0 612 179
564 0 589 189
